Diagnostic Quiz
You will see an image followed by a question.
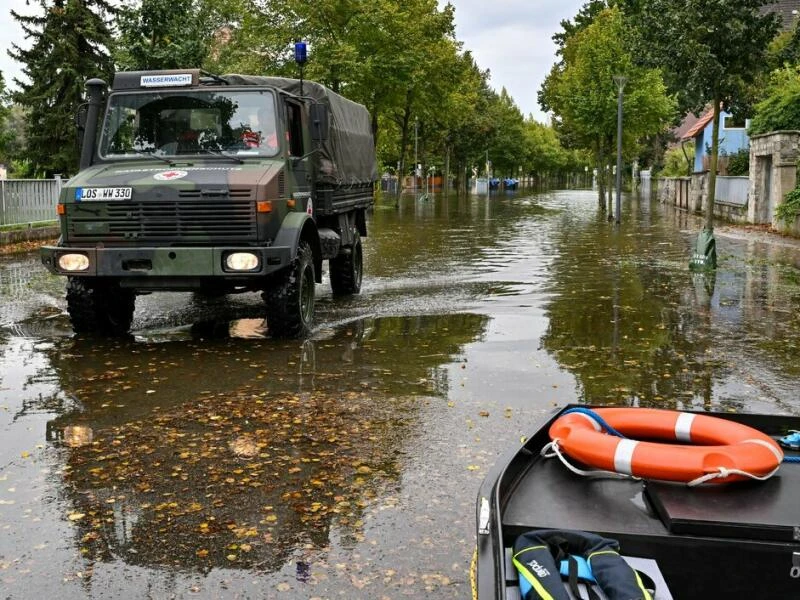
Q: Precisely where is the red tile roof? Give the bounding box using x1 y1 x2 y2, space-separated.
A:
681 109 714 140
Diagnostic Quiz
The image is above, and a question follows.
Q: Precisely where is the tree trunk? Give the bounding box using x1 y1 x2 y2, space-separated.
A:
597 142 606 209
680 140 692 177
396 91 413 196
705 98 721 230
370 104 379 150
444 144 450 194
606 137 613 219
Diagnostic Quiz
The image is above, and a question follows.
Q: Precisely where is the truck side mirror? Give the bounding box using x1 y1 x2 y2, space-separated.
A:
309 104 329 142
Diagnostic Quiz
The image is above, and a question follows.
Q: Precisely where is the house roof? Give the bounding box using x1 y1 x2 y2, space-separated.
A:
762 0 800 32
681 109 714 140
671 112 702 141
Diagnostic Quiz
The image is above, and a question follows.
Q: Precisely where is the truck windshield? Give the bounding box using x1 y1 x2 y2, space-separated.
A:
99 89 279 159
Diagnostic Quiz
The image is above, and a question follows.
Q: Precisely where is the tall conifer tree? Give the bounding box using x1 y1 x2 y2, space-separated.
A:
9 0 114 176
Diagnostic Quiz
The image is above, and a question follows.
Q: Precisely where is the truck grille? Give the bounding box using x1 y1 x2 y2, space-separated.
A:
67 200 258 243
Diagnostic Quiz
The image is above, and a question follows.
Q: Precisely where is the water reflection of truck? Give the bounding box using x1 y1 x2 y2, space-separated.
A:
40 70 377 337
42 313 489 574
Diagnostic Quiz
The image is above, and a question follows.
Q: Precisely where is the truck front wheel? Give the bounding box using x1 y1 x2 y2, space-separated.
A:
263 241 315 338
66 277 136 335
329 234 363 295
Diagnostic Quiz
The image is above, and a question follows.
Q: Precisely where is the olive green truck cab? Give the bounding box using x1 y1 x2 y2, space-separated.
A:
40 70 377 337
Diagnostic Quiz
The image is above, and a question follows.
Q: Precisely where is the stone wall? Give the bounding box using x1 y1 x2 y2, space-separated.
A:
748 130 800 235
0 224 60 246
656 173 749 223
656 130 800 234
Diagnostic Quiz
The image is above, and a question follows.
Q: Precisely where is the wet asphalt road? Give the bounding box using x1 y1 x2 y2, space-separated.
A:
2 189 800 599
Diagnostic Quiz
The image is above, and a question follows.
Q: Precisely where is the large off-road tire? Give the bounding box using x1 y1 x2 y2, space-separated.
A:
262 241 315 338
66 277 136 335
329 234 363 296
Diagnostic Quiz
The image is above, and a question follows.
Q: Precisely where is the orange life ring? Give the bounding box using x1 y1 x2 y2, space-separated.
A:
548 408 784 484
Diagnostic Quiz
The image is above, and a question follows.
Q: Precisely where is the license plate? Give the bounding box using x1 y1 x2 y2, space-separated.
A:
75 187 132 201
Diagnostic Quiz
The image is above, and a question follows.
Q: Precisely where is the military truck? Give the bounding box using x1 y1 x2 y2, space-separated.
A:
40 70 377 337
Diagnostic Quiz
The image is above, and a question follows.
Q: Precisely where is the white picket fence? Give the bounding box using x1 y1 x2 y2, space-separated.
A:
0 178 63 226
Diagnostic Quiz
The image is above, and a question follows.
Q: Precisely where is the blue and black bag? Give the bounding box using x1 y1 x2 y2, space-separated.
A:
512 529 655 600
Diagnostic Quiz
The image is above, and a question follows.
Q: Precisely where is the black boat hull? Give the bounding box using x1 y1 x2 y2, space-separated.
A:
476 405 800 599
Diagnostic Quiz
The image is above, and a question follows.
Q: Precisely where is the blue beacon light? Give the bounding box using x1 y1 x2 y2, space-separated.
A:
294 41 308 65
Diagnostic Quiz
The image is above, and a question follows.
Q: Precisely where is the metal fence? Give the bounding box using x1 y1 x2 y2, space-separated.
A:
0 178 63 226
715 176 748 206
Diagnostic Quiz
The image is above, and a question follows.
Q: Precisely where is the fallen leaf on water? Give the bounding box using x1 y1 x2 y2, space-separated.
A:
467 465 480 471
478 411 489 417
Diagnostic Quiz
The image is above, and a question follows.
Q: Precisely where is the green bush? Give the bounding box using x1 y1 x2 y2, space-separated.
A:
659 144 694 177
749 66 800 135
776 184 800 224
725 148 750 176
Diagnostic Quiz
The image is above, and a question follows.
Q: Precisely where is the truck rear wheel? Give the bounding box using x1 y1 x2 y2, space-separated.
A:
329 234 363 295
66 277 136 335
263 241 315 338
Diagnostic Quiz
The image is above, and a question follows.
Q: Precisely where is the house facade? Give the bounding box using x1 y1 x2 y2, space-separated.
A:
682 108 750 174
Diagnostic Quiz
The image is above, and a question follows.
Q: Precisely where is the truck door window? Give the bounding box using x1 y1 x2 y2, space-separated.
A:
286 102 304 157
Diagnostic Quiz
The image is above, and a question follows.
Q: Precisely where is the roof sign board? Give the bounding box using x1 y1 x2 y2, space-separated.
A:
140 73 193 88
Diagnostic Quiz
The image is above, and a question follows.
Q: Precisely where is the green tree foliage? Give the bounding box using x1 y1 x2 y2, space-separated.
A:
629 0 779 228
0 104 31 177
10 0 114 176
0 73 13 164
724 148 750 176
776 182 800 223
205 1 561 190
540 7 675 205
660 144 694 177
524 119 574 177
749 66 800 135
486 89 527 177
6 0 577 187
115 0 211 70
551 0 609 57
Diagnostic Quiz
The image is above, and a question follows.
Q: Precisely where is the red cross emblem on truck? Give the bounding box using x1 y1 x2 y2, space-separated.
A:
154 170 188 181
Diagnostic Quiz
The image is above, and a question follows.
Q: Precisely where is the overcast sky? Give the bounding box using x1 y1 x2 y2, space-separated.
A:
1 0 585 122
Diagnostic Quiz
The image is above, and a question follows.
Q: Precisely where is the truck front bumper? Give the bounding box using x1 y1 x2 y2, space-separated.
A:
40 245 292 280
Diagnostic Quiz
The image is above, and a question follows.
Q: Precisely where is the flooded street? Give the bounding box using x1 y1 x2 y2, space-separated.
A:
2 189 800 599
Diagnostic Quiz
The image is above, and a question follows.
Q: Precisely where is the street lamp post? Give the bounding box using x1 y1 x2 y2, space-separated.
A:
414 117 419 194
613 75 627 225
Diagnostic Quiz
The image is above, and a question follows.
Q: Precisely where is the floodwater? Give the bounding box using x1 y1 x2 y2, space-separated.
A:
1 189 800 599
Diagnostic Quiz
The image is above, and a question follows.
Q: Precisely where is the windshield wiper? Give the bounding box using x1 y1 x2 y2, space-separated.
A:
131 148 175 165
199 148 245 164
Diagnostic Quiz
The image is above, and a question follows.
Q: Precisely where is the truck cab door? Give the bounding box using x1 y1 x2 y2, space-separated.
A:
285 100 312 208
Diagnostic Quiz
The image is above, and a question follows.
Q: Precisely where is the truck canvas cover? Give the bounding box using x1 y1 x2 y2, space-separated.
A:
223 75 377 187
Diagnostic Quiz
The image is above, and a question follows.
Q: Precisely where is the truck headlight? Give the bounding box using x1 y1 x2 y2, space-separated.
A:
225 252 260 271
58 253 90 271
